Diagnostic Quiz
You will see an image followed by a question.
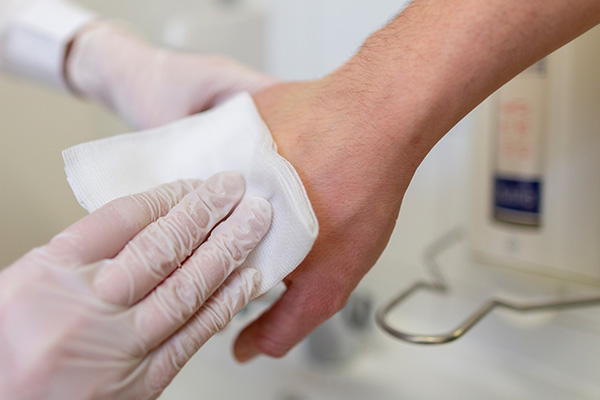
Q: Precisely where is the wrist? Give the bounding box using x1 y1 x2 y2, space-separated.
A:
253 78 421 207
320 58 439 173
65 21 158 107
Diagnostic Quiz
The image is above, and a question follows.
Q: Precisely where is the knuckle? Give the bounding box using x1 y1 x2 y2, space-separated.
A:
46 232 79 252
149 183 181 208
223 233 245 261
133 223 172 257
187 203 211 229
164 276 202 318
188 248 228 287
178 178 203 192
205 193 229 211
123 334 148 360
180 194 213 229
125 179 198 223
167 210 204 247
93 259 130 304
212 234 242 265
24 244 65 266
201 302 229 331
174 282 197 310
322 291 349 319
299 289 348 321
144 210 209 265
126 191 167 222
153 216 193 255
253 332 290 358
146 360 174 395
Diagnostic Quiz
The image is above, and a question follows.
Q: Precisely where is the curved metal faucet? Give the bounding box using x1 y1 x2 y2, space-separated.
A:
376 228 600 345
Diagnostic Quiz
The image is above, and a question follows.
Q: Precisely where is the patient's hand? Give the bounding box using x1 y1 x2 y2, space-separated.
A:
234 79 417 362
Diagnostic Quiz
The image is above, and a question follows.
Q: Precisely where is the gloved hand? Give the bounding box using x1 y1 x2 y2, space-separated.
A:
65 21 276 129
0 172 272 400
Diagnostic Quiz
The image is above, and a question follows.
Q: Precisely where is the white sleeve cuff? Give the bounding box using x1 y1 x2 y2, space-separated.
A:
2 0 96 90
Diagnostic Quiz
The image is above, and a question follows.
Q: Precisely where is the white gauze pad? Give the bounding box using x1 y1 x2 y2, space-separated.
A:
62 92 318 296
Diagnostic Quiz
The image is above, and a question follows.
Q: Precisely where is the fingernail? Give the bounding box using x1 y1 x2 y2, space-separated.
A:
234 336 260 363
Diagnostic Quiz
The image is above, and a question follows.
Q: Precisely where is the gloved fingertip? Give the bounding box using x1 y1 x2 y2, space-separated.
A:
221 171 246 193
206 171 245 196
245 196 273 227
239 268 262 300
247 196 273 216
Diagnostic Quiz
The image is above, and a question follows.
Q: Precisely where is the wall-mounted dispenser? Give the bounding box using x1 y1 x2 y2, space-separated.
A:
469 25 600 283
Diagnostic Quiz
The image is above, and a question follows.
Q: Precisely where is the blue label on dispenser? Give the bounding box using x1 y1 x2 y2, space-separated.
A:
494 177 542 226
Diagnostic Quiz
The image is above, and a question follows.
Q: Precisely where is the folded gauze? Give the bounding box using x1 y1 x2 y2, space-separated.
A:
63 92 318 296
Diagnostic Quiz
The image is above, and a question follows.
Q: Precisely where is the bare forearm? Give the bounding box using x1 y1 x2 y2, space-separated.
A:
239 0 600 361
328 0 600 165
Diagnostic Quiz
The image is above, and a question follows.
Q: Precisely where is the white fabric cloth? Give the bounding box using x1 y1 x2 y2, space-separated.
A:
63 92 319 296
0 0 96 89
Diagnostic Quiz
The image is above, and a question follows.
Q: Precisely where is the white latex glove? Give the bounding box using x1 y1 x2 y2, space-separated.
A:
0 171 272 400
66 21 277 129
